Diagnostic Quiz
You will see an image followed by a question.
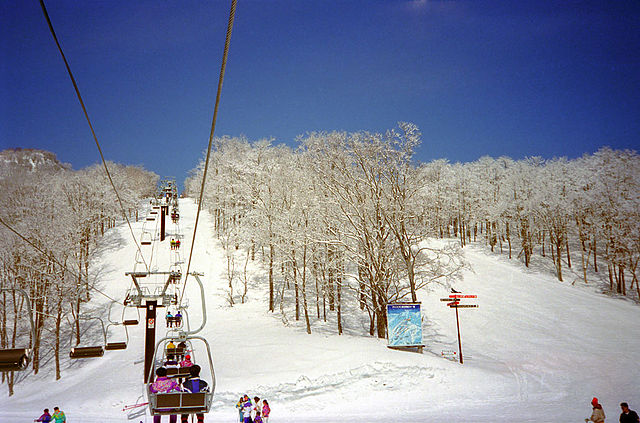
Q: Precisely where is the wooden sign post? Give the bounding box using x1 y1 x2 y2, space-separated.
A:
440 293 477 364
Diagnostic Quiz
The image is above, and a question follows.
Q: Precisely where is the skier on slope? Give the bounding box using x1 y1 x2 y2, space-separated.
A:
51 407 65 423
34 408 52 422
586 397 605 423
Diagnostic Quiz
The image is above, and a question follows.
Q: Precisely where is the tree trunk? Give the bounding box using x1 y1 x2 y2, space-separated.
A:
506 221 512 259
269 244 274 312
336 258 343 335
302 243 311 334
566 240 571 268
293 250 299 321
556 242 563 282
592 237 598 273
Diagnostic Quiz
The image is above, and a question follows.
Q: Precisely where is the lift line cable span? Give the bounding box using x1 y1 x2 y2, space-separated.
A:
38 0 150 274
181 0 237 306
0 216 119 304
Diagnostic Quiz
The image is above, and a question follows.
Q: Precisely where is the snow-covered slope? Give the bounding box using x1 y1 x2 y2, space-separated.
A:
3 199 639 422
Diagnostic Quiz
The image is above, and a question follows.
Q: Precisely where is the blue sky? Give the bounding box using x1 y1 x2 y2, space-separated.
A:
1 0 639 182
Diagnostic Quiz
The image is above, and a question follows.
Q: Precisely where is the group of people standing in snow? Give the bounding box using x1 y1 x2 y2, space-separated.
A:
586 397 639 423
34 407 65 423
236 394 270 423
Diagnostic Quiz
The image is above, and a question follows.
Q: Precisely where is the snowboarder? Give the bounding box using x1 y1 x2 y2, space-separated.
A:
175 311 182 327
261 399 270 423
51 407 65 423
170 238 176 250
586 397 605 423
149 367 179 423
620 403 640 423
166 311 173 327
34 408 52 422
180 365 209 423
175 239 181 249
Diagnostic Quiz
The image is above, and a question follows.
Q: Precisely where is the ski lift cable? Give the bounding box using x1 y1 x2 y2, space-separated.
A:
38 0 150 274
181 0 237 306
0 216 119 304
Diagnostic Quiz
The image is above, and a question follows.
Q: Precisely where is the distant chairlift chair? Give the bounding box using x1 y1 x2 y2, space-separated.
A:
0 288 35 371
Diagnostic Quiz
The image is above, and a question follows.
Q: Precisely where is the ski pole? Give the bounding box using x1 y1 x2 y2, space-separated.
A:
122 402 148 411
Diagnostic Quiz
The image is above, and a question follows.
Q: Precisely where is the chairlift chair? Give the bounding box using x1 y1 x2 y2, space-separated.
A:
0 288 35 371
141 232 152 246
69 316 107 359
147 336 215 416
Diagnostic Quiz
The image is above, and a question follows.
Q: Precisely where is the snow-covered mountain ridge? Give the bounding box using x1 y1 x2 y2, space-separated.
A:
0 148 71 177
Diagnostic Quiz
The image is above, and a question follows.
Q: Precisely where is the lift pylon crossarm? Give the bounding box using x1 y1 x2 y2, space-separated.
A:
125 271 183 307
0 288 36 372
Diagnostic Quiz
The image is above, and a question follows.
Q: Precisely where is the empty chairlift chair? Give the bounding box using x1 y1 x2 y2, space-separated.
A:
69 316 107 359
0 288 35 372
141 231 152 246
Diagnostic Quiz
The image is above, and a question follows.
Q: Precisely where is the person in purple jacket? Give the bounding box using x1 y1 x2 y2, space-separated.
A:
34 408 52 422
150 367 180 423
180 365 209 423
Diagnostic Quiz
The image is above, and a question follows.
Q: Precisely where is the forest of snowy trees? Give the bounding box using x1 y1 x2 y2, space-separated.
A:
0 150 158 395
185 123 640 338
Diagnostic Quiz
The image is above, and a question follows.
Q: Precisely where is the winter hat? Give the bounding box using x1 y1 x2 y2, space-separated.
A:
591 397 599 406
185 355 191 359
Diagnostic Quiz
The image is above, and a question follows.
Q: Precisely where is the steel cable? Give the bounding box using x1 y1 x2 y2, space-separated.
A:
38 0 149 273
181 0 237 305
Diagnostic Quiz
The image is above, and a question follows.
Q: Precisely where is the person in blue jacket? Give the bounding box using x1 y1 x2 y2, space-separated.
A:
180 365 209 423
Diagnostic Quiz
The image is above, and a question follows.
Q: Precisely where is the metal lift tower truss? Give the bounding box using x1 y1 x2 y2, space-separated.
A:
123 270 187 308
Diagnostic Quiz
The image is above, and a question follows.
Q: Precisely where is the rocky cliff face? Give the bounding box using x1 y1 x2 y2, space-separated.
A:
0 148 71 178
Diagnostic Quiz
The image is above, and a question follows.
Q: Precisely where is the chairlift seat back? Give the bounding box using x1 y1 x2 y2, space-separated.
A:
165 366 191 377
0 348 31 371
105 342 127 351
70 346 104 358
166 346 185 356
152 392 208 414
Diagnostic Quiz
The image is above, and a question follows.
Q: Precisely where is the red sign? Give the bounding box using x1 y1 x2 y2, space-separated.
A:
449 294 477 299
446 301 459 307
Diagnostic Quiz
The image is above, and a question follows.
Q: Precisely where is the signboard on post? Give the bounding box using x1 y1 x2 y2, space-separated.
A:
386 303 423 347
442 291 477 364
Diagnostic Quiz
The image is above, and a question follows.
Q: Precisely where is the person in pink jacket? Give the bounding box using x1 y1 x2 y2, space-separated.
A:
179 354 193 368
149 367 180 423
262 399 271 423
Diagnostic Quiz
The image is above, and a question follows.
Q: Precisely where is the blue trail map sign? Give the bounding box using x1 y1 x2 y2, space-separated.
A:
387 303 423 347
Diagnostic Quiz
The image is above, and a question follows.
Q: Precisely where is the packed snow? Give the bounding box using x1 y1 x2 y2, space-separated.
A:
2 198 639 422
